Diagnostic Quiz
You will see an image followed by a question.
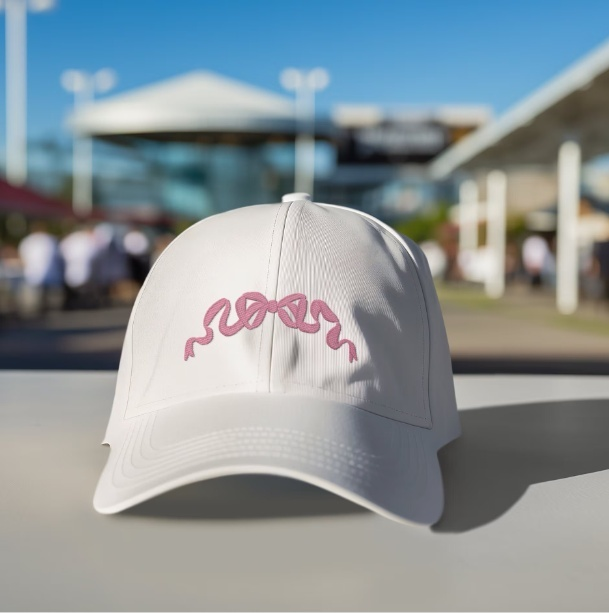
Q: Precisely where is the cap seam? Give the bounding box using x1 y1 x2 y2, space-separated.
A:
280 381 431 424
265 199 299 394
114 418 374 490
113 387 433 430
138 417 378 472
143 424 379 459
256 202 287 392
125 377 429 423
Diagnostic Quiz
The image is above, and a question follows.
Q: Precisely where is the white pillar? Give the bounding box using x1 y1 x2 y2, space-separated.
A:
485 170 508 299
62 68 116 216
556 141 581 315
458 179 479 253
5 0 28 185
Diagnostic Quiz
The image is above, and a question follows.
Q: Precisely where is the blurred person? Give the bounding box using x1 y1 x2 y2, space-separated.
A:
578 199 609 249
419 240 447 279
17 221 64 316
123 226 151 285
593 239 609 302
59 224 99 309
577 200 609 299
91 223 130 307
0 243 24 319
436 221 460 281
457 246 493 284
505 242 519 284
522 235 553 289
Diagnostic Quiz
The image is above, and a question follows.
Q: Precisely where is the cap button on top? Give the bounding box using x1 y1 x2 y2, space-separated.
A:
282 192 312 202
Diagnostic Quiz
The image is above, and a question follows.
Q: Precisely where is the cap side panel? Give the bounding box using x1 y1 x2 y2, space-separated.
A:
256 200 295 393
272 202 431 427
317 203 459 447
124 204 288 417
122 212 220 423
315 203 432 377
316 203 432 425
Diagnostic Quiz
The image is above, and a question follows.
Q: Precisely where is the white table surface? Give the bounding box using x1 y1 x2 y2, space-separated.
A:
1 371 609 611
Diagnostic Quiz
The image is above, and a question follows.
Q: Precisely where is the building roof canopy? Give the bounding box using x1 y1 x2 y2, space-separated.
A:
69 71 324 144
431 40 609 177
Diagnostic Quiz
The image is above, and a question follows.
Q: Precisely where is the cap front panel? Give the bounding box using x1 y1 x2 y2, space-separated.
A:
125 203 286 417
271 202 431 427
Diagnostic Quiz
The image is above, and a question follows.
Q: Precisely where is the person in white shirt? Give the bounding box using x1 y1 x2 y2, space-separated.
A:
522 235 553 288
18 221 64 314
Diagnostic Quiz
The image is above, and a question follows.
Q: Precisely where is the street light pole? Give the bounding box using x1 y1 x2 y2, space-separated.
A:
280 67 330 196
294 77 314 195
1 0 55 185
61 68 116 216
5 0 26 185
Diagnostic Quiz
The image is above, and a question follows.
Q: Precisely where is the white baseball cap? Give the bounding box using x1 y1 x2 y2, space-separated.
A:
94 196 460 525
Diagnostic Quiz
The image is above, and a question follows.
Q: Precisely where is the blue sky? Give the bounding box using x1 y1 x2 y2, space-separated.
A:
3 0 609 142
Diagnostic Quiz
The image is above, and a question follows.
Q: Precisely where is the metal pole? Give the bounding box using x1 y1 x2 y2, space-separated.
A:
5 0 27 185
72 81 94 216
281 68 328 198
458 179 479 253
72 135 93 215
485 170 507 299
294 82 314 195
556 141 581 315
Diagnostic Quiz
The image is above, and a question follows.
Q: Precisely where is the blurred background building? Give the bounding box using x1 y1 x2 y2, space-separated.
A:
51 71 488 221
2 0 609 372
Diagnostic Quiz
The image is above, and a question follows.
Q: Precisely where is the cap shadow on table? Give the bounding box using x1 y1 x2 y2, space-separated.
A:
434 398 609 533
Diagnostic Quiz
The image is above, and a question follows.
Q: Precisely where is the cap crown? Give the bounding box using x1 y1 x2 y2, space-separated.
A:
108 200 458 445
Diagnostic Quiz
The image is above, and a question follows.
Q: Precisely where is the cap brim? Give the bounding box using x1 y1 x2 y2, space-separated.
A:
94 394 445 525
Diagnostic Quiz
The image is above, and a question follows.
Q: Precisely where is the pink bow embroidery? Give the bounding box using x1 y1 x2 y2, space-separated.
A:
184 291 358 363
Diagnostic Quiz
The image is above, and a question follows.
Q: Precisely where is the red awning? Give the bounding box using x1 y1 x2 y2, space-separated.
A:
0 179 94 219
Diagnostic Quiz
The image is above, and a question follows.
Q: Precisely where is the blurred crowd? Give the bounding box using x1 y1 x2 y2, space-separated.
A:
421 229 609 303
0 221 175 319
4 213 609 323
515 228 609 301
